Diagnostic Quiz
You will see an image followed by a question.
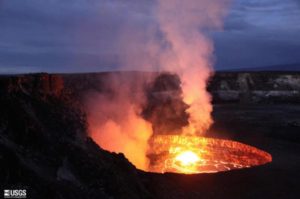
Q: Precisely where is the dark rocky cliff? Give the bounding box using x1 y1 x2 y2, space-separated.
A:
0 73 151 199
4 71 299 104
208 72 300 103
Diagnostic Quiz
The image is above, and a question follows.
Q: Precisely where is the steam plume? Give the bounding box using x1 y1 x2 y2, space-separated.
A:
156 0 230 134
86 0 230 170
86 74 154 170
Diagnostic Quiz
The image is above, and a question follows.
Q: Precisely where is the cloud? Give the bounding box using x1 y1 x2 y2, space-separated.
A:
0 0 150 72
213 0 300 69
0 0 300 72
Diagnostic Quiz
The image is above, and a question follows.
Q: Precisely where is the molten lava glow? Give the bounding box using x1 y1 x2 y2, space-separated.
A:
173 151 201 174
175 151 200 166
148 135 272 174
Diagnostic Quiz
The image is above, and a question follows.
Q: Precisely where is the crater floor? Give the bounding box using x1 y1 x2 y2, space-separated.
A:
141 104 300 199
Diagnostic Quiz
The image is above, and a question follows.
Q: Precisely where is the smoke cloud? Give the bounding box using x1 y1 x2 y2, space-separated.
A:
155 0 230 134
86 0 230 170
85 74 154 170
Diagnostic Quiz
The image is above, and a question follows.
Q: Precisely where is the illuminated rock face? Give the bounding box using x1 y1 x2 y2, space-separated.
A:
148 135 272 174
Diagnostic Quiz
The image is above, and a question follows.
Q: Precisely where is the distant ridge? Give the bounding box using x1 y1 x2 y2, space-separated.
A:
220 63 300 72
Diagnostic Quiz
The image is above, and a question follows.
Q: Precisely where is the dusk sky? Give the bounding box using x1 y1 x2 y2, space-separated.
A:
0 0 300 73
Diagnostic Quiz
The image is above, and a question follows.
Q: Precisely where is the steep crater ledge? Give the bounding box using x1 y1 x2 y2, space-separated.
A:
0 73 152 199
208 72 300 104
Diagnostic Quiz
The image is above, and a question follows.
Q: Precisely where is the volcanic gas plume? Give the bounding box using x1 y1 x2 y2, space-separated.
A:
156 0 230 134
85 74 154 170
86 0 232 171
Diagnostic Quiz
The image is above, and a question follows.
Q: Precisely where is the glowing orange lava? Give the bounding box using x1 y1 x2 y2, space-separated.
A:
175 151 200 166
148 135 272 174
173 151 201 174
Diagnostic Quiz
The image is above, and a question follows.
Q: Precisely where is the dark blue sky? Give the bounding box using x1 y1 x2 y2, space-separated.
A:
0 0 300 73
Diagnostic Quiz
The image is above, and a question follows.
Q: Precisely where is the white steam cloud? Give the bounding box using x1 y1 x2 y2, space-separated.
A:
156 0 230 134
86 0 231 170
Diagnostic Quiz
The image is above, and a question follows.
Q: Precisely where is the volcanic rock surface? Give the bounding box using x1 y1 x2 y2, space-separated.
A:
0 73 151 199
208 72 300 104
1 72 300 199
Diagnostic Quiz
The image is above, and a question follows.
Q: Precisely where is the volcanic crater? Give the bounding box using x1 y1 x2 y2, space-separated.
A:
1 71 299 199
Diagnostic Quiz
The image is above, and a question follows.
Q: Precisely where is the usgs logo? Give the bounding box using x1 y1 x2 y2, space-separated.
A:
4 190 27 199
